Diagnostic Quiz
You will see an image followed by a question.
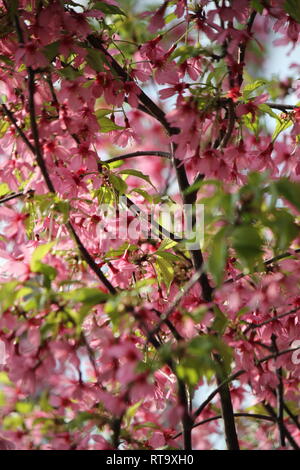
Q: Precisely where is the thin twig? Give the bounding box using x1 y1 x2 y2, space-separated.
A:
193 345 300 420
173 412 276 439
1 103 36 153
265 102 297 111
124 195 183 242
243 306 300 334
0 191 24 204
3 67 116 294
225 248 300 284
152 308 183 341
137 314 193 450
263 403 299 450
104 151 171 165
237 12 257 87
271 335 285 447
148 269 204 339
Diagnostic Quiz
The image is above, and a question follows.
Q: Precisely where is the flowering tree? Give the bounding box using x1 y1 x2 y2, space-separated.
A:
0 0 300 451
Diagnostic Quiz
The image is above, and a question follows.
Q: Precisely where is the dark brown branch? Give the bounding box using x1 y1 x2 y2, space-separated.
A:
214 354 240 450
104 151 171 165
173 412 276 440
152 308 183 341
243 306 300 334
193 369 245 420
237 12 257 87
0 191 24 204
137 315 193 450
265 102 297 111
27 68 55 193
111 415 124 449
88 32 239 452
271 335 285 447
124 195 183 242
3 72 116 295
225 248 300 285
263 403 299 450
1 103 36 153
148 269 204 338
259 345 300 364
193 345 300 420
66 221 116 294
281 401 300 431
221 98 236 147
87 35 177 135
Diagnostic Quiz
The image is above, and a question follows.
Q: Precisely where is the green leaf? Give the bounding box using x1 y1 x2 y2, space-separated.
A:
250 0 264 13
125 400 142 425
176 335 232 386
0 120 9 138
0 55 13 66
0 281 18 312
7 0 18 20
86 48 106 72
155 257 174 292
16 401 34 414
43 41 60 62
96 114 125 132
30 242 55 272
94 108 113 118
155 251 180 262
157 239 178 251
129 188 153 203
59 66 82 80
232 225 263 270
258 103 281 121
63 287 109 305
37 264 57 285
118 169 156 190
208 226 228 286
212 306 228 334
243 79 266 99
0 183 10 197
275 178 300 211
93 1 126 16
269 210 299 250
284 0 300 23
109 173 128 194
272 117 292 142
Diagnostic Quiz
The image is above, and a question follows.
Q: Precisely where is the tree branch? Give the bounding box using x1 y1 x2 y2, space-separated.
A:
225 248 300 285
265 102 297 111
263 403 299 450
243 306 300 334
0 191 25 204
173 412 276 440
193 345 300 420
104 150 171 165
271 335 285 447
237 12 257 87
3 80 116 294
148 269 204 339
